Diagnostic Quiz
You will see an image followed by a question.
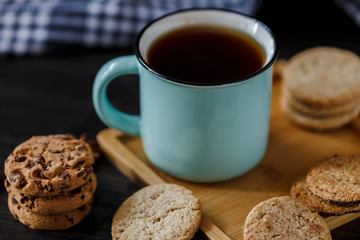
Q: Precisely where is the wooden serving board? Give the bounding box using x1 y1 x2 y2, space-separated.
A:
97 81 360 239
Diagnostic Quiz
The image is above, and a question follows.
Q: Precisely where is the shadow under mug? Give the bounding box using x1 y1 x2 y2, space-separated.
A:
93 9 278 182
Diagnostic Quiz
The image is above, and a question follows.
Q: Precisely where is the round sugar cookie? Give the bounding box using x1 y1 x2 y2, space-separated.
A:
243 196 331 240
306 154 360 204
291 179 360 215
111 183 202 240
4 134 94 196
284 47 360 107
8 196 93 230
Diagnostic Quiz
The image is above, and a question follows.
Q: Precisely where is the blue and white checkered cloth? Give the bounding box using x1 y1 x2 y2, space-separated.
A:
0 0 262 56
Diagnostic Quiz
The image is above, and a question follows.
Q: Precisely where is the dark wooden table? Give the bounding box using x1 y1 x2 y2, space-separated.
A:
1 1 360 239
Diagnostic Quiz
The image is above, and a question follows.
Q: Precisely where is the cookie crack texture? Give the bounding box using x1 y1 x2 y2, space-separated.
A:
243 196 331 240
306 154 360 203
112 183 202 240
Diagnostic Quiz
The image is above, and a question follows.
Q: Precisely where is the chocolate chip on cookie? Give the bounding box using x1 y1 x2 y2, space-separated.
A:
4 134 96 229
8 196 93 230
6 173 97 215
4 134 95 196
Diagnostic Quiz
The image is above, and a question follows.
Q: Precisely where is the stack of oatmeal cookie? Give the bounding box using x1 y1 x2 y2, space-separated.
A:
280 47 360 131
4 134 96 230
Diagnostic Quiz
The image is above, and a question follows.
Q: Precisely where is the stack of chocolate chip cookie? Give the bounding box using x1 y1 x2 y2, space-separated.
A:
280 47 360 131
4 134 96 230
291 154 360 216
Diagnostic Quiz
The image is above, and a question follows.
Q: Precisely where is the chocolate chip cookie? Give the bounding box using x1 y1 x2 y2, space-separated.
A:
4 134 97 230
8 195 93 230
4 134 94 196
6 173 97 215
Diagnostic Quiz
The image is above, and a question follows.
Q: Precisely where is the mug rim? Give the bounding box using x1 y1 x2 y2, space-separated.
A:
134 8 278 87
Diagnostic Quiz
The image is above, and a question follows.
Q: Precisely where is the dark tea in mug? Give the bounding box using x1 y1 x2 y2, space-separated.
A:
147 25 265 85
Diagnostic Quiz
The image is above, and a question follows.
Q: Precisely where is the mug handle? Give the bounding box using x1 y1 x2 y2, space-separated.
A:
92 55 140 136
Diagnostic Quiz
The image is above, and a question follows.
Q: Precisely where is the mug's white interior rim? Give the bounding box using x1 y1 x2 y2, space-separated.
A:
135 9 278 86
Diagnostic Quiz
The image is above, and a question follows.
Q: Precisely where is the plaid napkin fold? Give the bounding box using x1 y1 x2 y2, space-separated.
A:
0 0 262 56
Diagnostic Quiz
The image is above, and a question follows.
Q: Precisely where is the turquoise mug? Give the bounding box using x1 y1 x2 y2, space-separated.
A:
93 9 277 182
